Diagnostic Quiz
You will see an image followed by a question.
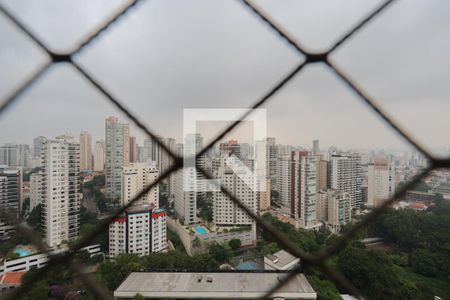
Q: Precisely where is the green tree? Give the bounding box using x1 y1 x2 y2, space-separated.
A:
27 203 43 231
21 280 50 300
338 246 419 299
308 275 341 300
229 239 241 250
80 223 95 238
0 241 14 257
5 252 20 261
99 254 144 290
261 213 319 253
89 253 104 265
410 248 445 278
209 243 232 263
74 249 91 264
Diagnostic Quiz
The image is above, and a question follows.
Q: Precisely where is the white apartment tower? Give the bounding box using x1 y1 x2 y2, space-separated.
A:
30 172 43 210
266 137 278 191
122 162 159 208
367 159 395 207
290 151 317 228
108 205 167 257
105 116 130 202
79 131 92 170
329 153 362 209
174 168 197 225
213 166 257 226
93 141 105 172
184 134 206 196
277 155 291 207
41 135 81 248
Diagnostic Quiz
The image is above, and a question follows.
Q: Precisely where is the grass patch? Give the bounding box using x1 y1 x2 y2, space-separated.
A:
393 265 450 299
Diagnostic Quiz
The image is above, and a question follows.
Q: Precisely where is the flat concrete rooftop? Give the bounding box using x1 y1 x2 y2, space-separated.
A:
114 272 316 299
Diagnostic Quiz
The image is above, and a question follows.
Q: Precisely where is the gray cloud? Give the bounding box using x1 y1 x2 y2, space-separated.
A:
0 0 449 154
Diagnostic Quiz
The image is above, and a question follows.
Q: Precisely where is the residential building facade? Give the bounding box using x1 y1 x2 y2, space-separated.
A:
41 135 81 247
329 153 362 209
122 162 159 207
105 116 130 202
108 206 167 257
79 131 92 170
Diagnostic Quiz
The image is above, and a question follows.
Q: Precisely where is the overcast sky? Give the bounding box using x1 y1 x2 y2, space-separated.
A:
0 0 449 154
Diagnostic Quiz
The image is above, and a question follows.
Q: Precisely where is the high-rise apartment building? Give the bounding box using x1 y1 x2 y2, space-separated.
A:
0 166 21 239
0 145 18 168
41 135 81 247
277 155 291 207
79 131 92 170
30 172 42 210
266 137 278 191
105 116 130 202
108 205 167 257
367 159 395 208
184 134 205 195
93 141 105 172
258 178 271 212
161 137 176 200
219 140 241 159
315 155 328 192
329 153 362 209
122 162 159 207
290 151 317 228
143 136 163 163
174 168 197 225
160 137 176 172
213 166 257 226
33 136 47 159
316 189 351 233
129 136 137 163
312 140 320 155
0 144 31 168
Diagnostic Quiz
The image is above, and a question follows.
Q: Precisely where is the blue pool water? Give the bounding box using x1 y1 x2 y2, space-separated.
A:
14 248 31 257
194 226 208 235
236 261 260 270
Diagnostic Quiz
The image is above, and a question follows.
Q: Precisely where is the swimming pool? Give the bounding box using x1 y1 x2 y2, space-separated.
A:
236 261 260 270
194 226 208 235
14 248 31 257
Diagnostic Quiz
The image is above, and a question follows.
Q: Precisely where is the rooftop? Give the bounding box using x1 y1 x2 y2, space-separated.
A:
114 272 316 299
266 250 300 268
0 272 25 285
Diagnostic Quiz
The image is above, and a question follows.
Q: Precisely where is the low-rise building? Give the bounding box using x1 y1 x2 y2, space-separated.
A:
0 244 102 276
264 250 300 271
405 190 436 204
0 271 25 293
109 205 167 257
114 272 317 299
433 182 450 199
